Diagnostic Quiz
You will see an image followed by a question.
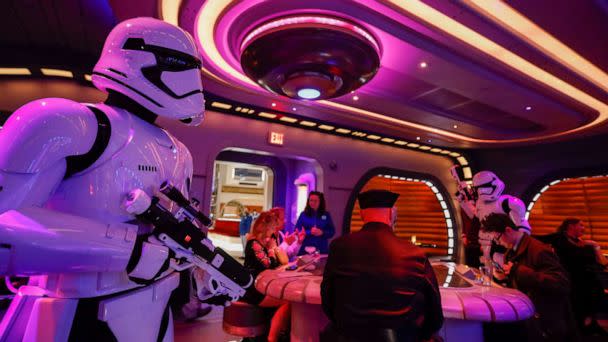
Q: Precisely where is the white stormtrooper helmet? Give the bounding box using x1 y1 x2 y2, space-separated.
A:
92 17 204 125
472 170 505 202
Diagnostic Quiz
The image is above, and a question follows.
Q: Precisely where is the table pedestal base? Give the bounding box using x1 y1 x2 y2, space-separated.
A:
290 302 329 342
437 318 483 342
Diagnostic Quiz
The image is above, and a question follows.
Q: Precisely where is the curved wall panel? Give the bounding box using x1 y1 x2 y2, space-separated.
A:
528 176 608 252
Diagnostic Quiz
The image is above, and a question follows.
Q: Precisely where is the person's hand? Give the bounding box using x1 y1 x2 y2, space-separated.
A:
284 231 297 245
493 252 505 267
311 226 323 236
493 268 507 281
267 247 276 258
266 238 278 249
584 239 601 250
502 261 514 276
297 228 307 242
275 248 289 265
461 233 469 246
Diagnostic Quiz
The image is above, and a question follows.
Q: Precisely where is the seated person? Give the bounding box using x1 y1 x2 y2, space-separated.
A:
482 213 577 341
242 211 290 342
239 208 254 257
321 190 443 342
269 207 306 260
551 218 607 336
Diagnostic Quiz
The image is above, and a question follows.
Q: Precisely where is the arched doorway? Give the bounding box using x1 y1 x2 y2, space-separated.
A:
207 148 322 258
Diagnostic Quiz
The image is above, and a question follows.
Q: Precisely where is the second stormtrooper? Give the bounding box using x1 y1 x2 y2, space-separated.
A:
452 167 531 265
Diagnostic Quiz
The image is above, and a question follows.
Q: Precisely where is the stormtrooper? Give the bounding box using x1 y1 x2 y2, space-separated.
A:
0 17 251 341
457 170 530 233
452 168 531 262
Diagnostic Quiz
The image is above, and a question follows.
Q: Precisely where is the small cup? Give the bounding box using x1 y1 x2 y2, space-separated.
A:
474 270 484 284
479 266 492 286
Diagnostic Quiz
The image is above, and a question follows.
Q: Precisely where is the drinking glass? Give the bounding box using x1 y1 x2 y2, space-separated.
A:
479 266 492 286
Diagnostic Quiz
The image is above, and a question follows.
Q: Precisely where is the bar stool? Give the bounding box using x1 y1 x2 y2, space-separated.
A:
222 301 268 338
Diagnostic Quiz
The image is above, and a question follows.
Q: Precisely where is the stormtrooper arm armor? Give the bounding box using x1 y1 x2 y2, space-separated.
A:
0 207 138 276
457 197 476 219
0 99 168 280
0 98 98 213
449 165 476 219
502 195 531 235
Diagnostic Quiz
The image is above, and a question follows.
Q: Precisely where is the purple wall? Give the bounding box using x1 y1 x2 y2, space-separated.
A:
159 110 461 245
469 133 608 203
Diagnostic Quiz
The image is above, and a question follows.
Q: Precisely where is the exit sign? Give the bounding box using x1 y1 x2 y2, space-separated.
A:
268 131 284 146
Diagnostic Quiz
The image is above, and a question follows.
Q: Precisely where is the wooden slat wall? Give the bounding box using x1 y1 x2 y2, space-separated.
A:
350 176 448 256
529 176 608 252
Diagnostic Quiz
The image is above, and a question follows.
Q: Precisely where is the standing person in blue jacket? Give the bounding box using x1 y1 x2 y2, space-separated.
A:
295 191 335 255
239 208 253 258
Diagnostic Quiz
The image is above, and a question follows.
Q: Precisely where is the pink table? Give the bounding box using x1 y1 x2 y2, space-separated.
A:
434 263 535 341
255 255 328 342
256 258 534 342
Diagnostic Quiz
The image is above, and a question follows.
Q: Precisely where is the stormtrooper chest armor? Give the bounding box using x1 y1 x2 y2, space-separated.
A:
46 104 193 224
475 198 504 222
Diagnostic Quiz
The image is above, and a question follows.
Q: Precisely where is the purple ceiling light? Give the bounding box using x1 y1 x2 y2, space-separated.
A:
240 15 381 100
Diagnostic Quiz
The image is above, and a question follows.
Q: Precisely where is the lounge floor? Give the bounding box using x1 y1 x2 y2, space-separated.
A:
174 306 240 342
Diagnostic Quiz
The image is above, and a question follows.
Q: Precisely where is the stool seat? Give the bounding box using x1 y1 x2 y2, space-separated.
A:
222 301 268 337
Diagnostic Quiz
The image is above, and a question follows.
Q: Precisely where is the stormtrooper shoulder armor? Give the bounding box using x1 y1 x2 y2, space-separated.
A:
0 98 100 174
500 195 531 234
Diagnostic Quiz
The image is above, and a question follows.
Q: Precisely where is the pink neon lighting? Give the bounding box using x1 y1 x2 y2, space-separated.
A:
240 16 380 54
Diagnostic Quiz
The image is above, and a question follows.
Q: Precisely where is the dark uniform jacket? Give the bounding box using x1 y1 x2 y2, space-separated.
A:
321 222 443 340
506 234 578 341
551 233 605 325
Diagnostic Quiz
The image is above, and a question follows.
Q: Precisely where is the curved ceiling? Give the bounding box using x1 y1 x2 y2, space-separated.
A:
0 0 606 149
173 0 608 147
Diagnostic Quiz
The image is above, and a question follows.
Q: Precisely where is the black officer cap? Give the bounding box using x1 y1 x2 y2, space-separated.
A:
358 190 399 209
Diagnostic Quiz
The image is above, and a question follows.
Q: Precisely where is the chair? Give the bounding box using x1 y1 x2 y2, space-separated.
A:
222 301 268 338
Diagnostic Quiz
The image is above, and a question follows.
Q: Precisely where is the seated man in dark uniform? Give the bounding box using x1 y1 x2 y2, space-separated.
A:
321 190 444 342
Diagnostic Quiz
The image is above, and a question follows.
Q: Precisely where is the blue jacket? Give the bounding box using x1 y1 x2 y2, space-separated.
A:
294 211 335 254
239 214 253 236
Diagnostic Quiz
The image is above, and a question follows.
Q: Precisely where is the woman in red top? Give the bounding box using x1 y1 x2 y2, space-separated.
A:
242 211 290 342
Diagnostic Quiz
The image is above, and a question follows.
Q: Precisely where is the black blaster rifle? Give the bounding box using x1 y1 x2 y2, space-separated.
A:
125 183 252 305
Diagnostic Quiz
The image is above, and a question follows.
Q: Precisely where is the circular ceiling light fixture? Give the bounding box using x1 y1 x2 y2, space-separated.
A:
240 15 381 100
297 88 321 99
